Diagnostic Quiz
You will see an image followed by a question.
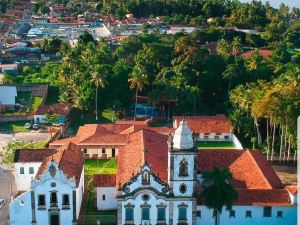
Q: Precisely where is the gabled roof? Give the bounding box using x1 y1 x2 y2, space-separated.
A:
240 49 273 60
14 149 57 163
35 142 84 186
94 174 116 187
173 115 232 134
35 103 71 116
198 149 283 189
117 129 168 186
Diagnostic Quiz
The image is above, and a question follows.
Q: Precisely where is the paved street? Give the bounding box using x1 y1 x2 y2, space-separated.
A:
0 166 16 225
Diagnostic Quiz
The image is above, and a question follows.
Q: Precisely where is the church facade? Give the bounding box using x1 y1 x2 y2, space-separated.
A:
95 120 296 225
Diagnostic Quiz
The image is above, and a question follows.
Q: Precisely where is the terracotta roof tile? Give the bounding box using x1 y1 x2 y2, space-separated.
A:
35 143 83 186
116 130 168 186
240 49 273 60
93 174 116 187
14 149 57 163
286 185 297 196
79 134 128 145
198 149 283 189
173 115 232 134
35 103 71 116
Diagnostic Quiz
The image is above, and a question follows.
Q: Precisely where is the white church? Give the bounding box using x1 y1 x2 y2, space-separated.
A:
10 143 84 225
94 120 297 225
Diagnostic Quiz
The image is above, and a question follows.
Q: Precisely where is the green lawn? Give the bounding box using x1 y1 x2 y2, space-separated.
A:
84 158 118 176
81 189 117 225
0 121 31 133
197 141 235 148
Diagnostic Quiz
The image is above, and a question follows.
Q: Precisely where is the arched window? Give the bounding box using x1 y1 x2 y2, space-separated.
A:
179 159 188 177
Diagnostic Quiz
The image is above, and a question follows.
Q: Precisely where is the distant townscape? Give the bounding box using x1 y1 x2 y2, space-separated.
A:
0 0 299 225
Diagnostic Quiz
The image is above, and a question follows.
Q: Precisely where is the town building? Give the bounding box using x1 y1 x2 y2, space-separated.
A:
10 143 84 225
173 115 243 149
0 85 17 112
34 103 72 124
93 120 296 225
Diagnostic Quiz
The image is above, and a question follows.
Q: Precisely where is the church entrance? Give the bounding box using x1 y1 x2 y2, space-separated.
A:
50 214 59 225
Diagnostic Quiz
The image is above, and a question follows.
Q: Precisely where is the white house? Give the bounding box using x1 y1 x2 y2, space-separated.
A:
173 115 243 149
0 63 19 74
10 142 84 225
0 85 17 111
34 103 71 124
94 174 118 210
94 120 296 225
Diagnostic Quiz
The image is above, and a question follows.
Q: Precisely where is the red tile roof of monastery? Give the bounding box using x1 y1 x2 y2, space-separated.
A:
240 49 273 60
173 115 232 134
94 174 116 187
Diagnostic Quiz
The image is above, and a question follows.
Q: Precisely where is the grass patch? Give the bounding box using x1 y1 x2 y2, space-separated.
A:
0 121 32 133
197 141 235 148
84 158 117 176
81 189 117 225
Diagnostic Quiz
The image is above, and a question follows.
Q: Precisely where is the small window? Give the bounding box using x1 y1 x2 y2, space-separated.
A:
62 194 69 205
83 149 87 154
224 135 230 140
263 206 272 217
196 210 201 218
50 192 57 204
20 200 24 206
125 208 133 221
277 211 283 218
245 210 252 218
157 207 165 220
142 207 150 220
204 135 209 140
38 195 45 206
29 167 34 174
229 210 235 218
20 167 24 174
179 184 187 194
102 149 106 154
102 195 105 201
215 135 219 140
179 207 187 220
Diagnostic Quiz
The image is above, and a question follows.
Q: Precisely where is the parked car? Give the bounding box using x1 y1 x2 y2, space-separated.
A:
32 124 39 129
0 199 4 209
24 123 32 129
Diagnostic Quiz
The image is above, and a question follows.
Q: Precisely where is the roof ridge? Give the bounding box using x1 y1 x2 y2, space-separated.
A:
141 130 145 162
245 150 272 189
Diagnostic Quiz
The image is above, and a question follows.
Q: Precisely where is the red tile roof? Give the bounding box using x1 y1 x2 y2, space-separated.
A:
35 142 84 186
198 149 283 189
240 49 273 60
286 185 297 196
173 115 232 134
78 134 128 145
93 174 116 187
116 130 168 186
35 103 71 116
14 149 57 163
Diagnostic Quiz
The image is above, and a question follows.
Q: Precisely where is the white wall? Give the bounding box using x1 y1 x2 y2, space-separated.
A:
96 187 118 210
14 162 42 192
198 132 232 141
76 168 84 218
196 205 297 225
83 148 119 158
232 134 243 149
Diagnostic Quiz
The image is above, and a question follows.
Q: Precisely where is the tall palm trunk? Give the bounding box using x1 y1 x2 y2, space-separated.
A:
215 210 220 225
254 117 262 145
134 87 138 121
266 118 270 160
279 125 284 163
287 135 291 163
271 121 276 162
95 86 98 121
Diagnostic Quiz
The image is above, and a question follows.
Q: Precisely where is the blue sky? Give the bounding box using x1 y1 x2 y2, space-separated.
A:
239 0 299 8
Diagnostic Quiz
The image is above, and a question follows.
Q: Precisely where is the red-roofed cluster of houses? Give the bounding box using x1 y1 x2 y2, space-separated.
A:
10 116 296 225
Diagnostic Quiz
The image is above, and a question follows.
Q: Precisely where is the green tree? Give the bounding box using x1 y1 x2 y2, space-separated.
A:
201 167 238 225
90 64 109 120
128 65 148 120
45 113 60 138
216 39 230 57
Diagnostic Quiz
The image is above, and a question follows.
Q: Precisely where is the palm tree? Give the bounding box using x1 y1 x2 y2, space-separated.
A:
216 39 230 57
231 37 242 58
128 65 148 121
72 86 90 119
201 167 238 225
90 64 108 120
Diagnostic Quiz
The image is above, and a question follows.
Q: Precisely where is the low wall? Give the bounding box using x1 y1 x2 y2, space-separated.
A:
232 134 243 150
